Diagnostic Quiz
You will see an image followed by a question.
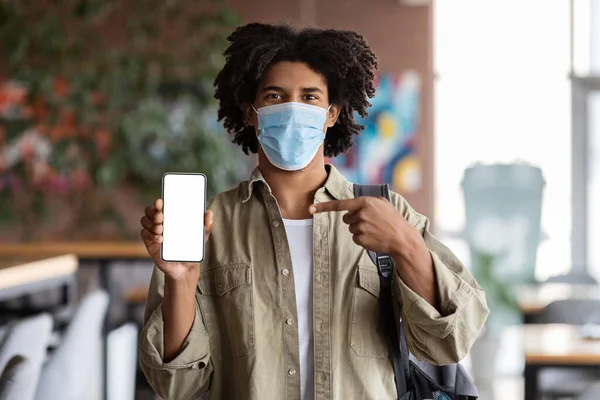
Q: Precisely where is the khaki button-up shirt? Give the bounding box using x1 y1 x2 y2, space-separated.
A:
140 165 489 400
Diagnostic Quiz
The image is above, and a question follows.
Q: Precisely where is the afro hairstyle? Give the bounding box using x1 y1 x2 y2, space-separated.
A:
214 23 378 157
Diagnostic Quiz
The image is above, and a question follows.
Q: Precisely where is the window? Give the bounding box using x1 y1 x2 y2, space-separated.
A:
434 0 571 280
589 92 600 279
570 0 600 281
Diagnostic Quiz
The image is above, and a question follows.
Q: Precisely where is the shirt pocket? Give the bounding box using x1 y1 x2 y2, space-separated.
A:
350 265 389 359
198 263 255 360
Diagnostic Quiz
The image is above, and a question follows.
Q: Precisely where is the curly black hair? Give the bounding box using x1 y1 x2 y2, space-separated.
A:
214 23 378 157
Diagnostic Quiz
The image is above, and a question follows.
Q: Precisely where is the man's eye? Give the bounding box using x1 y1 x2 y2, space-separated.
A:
305 95 318 101
266 93 281 100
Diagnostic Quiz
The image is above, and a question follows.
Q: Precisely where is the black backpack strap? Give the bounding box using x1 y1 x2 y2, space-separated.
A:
353 184 409 398
352 184 394 274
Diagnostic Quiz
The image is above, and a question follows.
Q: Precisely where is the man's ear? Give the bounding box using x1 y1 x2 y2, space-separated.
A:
243 103 257 128
326 104 342 128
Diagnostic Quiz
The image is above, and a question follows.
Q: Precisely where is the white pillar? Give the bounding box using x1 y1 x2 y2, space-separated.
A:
591 0 600 73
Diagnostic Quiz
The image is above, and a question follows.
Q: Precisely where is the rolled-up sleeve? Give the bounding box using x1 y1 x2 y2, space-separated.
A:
392 194 490 365
139 266 213 400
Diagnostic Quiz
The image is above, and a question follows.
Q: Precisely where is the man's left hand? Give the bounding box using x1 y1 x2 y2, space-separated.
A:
309 196 422 258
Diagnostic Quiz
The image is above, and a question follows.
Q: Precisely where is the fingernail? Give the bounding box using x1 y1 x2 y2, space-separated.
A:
308 205 316 214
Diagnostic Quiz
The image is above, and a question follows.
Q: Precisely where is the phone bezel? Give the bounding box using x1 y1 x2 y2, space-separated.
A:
160 172 207 263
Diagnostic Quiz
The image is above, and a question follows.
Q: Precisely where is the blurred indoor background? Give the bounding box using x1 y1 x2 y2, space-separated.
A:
1 0 599 399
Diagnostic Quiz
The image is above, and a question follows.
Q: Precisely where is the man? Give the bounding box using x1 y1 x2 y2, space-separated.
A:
139 23 489 400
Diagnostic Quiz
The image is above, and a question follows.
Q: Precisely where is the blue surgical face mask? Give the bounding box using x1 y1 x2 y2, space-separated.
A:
253 102 332 171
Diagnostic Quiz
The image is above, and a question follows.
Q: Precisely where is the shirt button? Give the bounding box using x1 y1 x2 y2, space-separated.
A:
286 318 293 326
272 220 280 228
281 268 290 276
288 369 297 376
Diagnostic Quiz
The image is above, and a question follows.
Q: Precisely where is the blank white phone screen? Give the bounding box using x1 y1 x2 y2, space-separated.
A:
161 173 206 262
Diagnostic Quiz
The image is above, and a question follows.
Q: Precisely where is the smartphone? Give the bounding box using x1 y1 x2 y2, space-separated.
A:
160 172 207 263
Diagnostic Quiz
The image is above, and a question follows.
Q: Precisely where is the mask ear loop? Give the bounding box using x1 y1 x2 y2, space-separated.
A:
325 104 335 126
249 105 260 134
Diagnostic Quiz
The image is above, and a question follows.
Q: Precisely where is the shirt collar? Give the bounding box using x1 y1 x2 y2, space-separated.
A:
322 164 354 200
239 164 354 203
239 166 268 203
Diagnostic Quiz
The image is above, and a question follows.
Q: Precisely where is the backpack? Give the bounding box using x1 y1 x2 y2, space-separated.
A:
354 184 478 400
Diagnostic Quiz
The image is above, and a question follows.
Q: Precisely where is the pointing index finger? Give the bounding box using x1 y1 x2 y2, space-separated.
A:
309 198 363 214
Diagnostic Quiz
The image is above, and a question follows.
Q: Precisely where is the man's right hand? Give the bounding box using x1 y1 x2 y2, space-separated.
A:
140 198 214 281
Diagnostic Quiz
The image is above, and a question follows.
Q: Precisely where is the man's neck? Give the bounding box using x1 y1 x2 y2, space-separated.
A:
258 156 328 220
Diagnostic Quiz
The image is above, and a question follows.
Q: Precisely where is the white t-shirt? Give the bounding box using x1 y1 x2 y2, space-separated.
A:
282 218 314 400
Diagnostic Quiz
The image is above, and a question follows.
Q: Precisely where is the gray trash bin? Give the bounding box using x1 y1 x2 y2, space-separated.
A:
462 162 545 284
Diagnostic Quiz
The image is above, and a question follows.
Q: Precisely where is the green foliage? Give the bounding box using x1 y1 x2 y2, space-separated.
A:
0 0 241 240
121 95 239 202
472 252 521 332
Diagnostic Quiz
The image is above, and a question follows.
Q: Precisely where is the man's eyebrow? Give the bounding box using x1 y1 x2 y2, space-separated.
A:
302 87 324 93
260 86 285 92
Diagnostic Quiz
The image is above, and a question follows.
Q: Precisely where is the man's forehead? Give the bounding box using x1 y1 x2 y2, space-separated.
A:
260 62 326 89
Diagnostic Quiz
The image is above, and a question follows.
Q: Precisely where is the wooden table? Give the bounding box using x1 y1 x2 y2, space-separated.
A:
0 242 148 259
0 254 78 302
0 242 149 299
0 242 149 400
516 283 600 322
524 324 600 399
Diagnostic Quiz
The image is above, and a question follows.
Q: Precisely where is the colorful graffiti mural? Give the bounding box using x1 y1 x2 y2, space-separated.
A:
329 71 422 193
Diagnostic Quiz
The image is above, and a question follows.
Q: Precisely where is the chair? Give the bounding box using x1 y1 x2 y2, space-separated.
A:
0 314 53 400
107 323 138 400
577 381 600 400
534 299 600 399
35 290 109 400
0 355 34 400
545 272 598 285
0 327 8 350
123 285 148 332
534 299 600 325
